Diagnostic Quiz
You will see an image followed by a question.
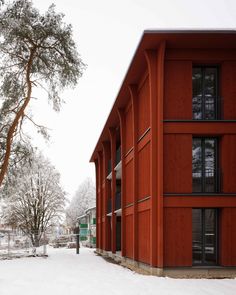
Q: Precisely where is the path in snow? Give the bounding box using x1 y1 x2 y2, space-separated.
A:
0 247 235 295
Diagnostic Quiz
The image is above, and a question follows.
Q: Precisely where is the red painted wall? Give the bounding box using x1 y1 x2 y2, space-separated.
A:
164 208 192 266
97 188 101 248
138 75 150 138
125 104 133 153
94 40 236 269
164 134 192 193
125 213 134 259
221 61 236 119
125 158 134 205
138 141 150 200
220 208 236 266
164 60 192 120
138 209 150 264
221 135 236 193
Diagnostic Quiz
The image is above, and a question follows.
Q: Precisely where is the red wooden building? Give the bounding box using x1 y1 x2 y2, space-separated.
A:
90 30 236 277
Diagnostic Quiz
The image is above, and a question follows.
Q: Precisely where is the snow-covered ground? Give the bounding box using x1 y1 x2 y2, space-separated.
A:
0 247 235 295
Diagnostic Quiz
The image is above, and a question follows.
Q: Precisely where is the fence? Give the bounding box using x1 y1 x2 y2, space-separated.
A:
0 231 48 259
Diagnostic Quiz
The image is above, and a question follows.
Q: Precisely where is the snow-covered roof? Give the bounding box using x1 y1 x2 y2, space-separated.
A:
85 206 96 213
77 214 87 220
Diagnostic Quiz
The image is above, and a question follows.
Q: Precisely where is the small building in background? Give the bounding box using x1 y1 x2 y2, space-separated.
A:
77 207 96 248
86 206 96 248
77 214 88 245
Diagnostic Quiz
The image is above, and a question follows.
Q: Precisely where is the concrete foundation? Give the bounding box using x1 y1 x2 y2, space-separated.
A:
95 249 236 278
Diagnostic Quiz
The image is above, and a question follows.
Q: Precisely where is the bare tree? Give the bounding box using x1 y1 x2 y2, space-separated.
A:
66 178 95 229
0 0 84 187
1 151 66 247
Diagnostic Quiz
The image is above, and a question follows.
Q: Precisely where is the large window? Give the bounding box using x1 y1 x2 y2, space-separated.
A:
192 138 219 193
192 67 219 120
192 208 218 265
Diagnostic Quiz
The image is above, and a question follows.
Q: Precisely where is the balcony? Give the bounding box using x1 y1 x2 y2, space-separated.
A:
107 159 112 179
116 146 121 166
115 191 121 211
107 198 112 215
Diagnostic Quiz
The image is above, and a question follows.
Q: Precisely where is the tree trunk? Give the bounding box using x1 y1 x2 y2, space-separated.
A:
0 46 37 187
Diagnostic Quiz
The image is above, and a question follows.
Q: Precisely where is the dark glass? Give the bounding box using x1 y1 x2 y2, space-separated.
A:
204 68 217 119
204 209 217 263
192 138 202 192
204 139 216 192
192 209 217 265
192 209 203 264
192 138 218 193
192 67 218 120
192 68 203 119
116 145 121 165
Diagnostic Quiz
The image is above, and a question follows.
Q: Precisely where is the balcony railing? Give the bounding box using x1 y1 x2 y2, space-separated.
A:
192 168 222 193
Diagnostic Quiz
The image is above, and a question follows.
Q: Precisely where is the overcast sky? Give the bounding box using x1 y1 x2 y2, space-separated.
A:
27 0 236 198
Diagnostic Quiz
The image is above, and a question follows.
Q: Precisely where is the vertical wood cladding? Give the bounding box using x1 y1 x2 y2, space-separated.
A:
138 75 150 138
125 213 134 258
221 135 236 193
164 60 192 120
220 208 236 266
102 186 105 217
125 105 133 153
138 209 150 264
125 158 134 205
102 186 106 249
164 208 192 266
138 142 150 200
221 61 236 119
164 134 192 193
92 35 236 269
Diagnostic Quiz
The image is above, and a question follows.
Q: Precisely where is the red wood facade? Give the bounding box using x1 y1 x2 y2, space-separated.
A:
90 31 236 270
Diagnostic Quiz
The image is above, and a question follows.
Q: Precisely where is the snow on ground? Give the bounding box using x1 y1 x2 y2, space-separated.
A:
0 247 235 295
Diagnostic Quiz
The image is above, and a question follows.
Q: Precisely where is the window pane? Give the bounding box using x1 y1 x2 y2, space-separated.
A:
192 209 202 264
204 139 216 192
192 138 202 192
192 209 217 265
192 68 203 119
204 209 217 264
192 138 218 193
204 68 217 120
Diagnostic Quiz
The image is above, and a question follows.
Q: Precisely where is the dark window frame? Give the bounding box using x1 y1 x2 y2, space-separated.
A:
192 66 220 120
192 137 220 193
192 208 219 266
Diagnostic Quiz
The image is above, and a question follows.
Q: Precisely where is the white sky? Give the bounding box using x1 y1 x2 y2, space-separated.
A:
26 0 236 198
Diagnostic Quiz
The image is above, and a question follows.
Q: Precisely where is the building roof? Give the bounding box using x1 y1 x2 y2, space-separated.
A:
90 29 236 162
85 206 96 213
77 214 86 220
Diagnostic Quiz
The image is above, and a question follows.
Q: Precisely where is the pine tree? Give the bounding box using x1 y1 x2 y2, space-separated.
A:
0 0 84 186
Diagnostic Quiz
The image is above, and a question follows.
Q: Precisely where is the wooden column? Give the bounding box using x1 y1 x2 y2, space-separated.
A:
95 159 99 250
145 41 166 268
102 141 110 251
109 128 116 253
129 85 139 262
156 42 165 268
97 151 103 250
117 108 126 257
